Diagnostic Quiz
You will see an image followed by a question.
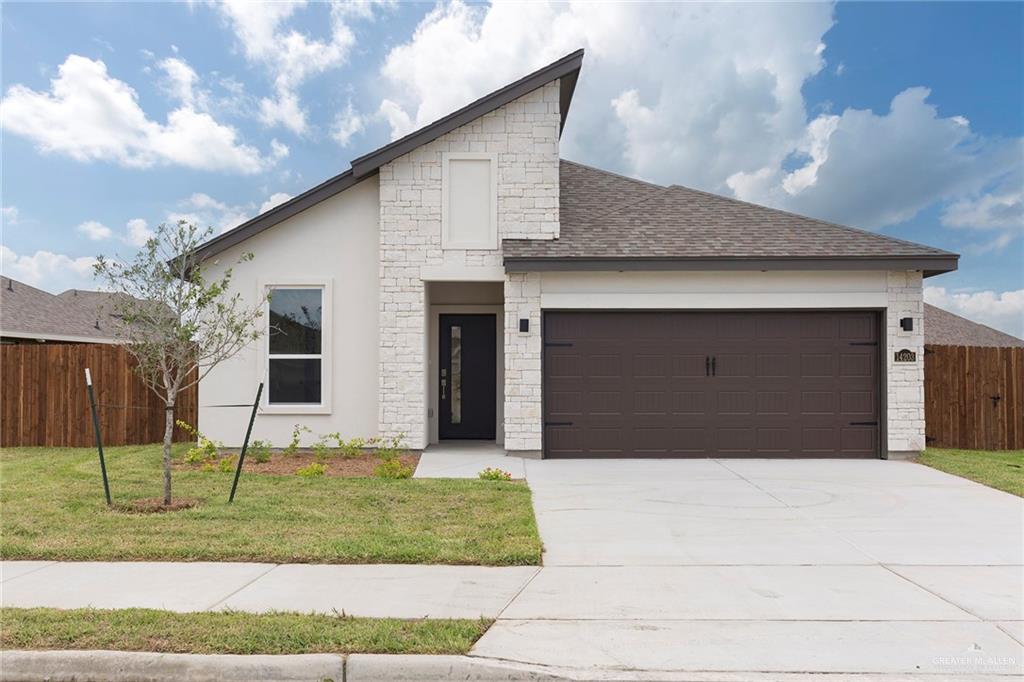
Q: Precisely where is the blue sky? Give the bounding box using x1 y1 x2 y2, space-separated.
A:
2 1 1022 335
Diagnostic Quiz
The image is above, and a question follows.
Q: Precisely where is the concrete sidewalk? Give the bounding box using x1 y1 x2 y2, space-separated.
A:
0 561 539 619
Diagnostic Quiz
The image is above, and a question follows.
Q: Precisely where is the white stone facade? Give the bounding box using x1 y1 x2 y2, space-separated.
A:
503 272 543 452
378 82 560 449
885 270 926 453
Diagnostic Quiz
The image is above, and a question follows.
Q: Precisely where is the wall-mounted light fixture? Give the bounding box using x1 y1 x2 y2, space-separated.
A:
900 317 914 332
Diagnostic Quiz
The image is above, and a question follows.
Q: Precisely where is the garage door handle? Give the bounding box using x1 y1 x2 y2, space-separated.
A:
705 356 710 376
711 356 716 376
849 421 878 426
545 421 574 427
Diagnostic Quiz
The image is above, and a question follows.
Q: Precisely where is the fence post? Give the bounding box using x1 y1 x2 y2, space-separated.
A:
229 382 264 503
85 368 112 505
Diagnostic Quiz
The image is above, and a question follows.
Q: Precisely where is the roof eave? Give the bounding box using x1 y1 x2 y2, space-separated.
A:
503 255 960 277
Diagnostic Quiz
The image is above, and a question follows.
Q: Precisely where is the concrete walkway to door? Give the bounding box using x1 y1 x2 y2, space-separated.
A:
416 450 1024 678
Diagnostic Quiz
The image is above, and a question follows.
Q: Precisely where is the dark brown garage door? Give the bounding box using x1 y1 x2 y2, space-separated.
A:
543 311 880 458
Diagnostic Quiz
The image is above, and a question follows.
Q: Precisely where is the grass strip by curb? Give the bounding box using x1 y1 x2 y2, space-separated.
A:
0 608 491 656
918 448 1023 497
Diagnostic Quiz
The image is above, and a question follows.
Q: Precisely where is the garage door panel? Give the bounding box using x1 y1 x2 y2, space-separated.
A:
718 391 755 415
543 311 879 459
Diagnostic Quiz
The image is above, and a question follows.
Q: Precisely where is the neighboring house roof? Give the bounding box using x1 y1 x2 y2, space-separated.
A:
193 50 584 264
0 277 124 343
924 303 1023 347
503 160 958 276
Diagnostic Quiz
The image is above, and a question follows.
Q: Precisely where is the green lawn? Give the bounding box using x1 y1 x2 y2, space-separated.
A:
919 448 1024 497
0 445 541 565
0 608 489 655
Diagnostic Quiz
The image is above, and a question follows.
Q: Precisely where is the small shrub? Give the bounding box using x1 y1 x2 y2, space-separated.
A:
375 433 407 462
176 420 221 465
336 435 366 458
311 436 332 462
478 467 512 481
374 457 413 479
248 440 271 463
219 455 237 473
285 424 312 456
296 462 327 478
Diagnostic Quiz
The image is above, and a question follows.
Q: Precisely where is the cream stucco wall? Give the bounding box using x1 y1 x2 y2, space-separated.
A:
198 176 380 447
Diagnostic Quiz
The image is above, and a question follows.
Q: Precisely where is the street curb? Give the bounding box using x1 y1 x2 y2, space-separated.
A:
0 650 564 682
0 650 345 681
2 651 1013 682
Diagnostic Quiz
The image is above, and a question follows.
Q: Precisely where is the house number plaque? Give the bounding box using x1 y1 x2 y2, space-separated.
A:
894 348 917 363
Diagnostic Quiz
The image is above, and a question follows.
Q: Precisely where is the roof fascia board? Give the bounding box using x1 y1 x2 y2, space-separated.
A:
504 256 960 277
350 49 584 178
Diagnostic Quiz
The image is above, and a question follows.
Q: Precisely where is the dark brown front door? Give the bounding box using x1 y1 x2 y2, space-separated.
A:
543 311 880 458
440 314 497 440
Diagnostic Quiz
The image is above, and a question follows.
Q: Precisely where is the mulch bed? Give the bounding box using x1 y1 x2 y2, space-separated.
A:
177 452 421 478
113 498 201 514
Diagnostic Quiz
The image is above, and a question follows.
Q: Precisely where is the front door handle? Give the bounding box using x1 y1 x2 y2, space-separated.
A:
440 378 447 399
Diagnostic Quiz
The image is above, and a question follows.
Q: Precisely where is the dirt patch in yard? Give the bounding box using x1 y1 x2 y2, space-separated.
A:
114 498 201 513
177 452 421 478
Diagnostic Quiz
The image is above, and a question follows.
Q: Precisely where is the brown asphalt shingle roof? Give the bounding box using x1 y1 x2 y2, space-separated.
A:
924 304 1023 347
0 277 124 342
504 160 956 262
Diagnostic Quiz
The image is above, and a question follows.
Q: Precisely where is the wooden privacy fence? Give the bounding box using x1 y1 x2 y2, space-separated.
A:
925 344 1024 450
1 344 197 447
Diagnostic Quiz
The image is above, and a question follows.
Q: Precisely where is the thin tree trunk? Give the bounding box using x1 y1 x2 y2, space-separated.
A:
162 396 176 506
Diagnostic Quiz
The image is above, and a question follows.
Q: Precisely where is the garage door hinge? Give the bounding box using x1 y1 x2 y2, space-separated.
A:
544 342 574 347
545 421 574 427
849 421 878 426
848 341 878 346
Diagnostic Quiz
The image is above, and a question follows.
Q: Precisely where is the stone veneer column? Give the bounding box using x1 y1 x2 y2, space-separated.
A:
886 270 925 454
377 82 561 450
503 272 543 453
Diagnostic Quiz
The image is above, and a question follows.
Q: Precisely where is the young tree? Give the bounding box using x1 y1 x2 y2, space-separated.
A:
94 221 264 506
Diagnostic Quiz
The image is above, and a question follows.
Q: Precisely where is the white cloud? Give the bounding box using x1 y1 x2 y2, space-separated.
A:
1 245 98 292
158 56 201 107
2 206 18 225
379 1 1021 236
377 1 833 189
1 54 281 174
125 218 155 247
728 88 1023 229
259 192 292 213
168 193 252 234
331 99 364 147
925 286 1024 339
76 220 113 241
213 0 367 136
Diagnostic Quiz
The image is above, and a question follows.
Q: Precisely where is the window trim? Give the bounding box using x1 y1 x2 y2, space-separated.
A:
259 278 333 414
441 152 498 250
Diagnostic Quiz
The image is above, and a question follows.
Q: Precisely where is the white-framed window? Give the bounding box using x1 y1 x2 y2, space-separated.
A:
262 281 331 413
441 152 498 250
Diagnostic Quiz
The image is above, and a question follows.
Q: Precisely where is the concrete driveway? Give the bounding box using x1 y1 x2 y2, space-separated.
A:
418 451 1024 678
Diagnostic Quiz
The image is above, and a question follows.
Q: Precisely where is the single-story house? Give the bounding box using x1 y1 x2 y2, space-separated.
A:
923 304 1022 347
195 50 959 459
0 276 123 344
